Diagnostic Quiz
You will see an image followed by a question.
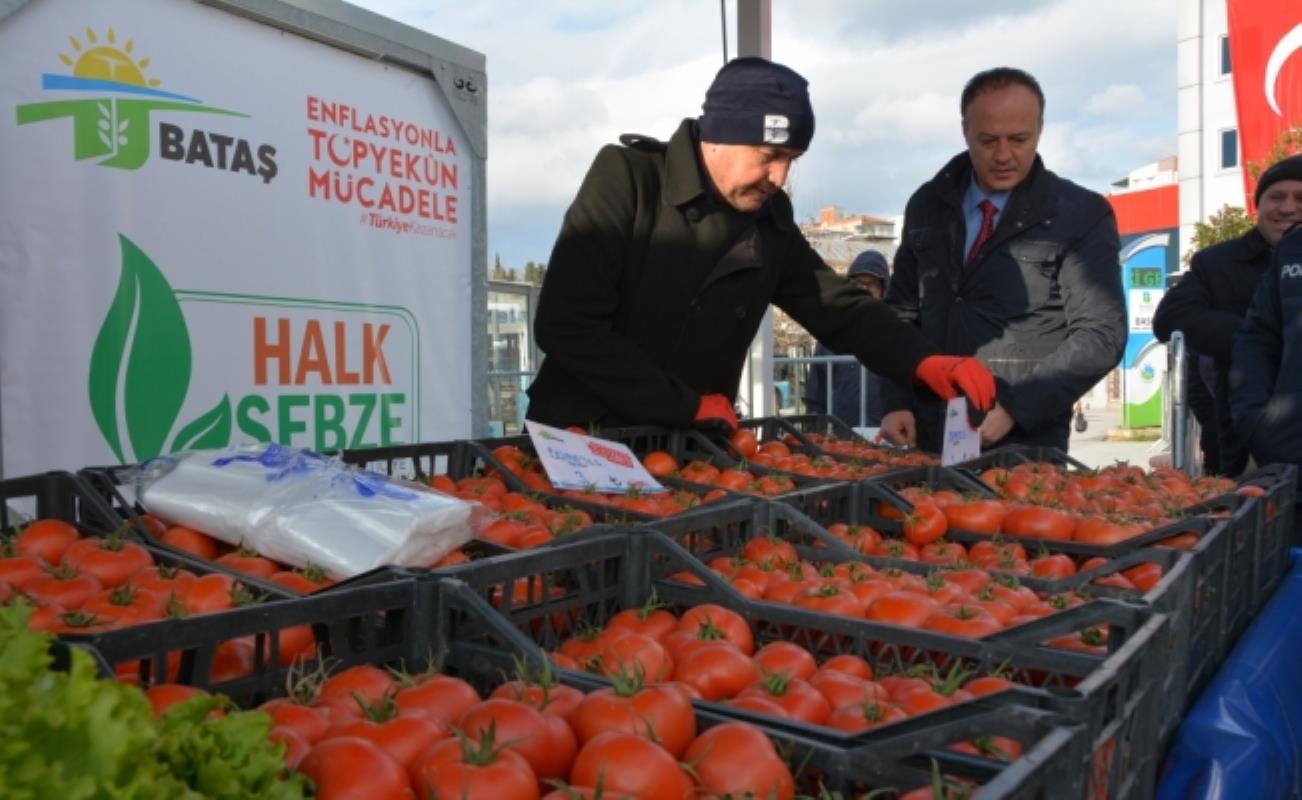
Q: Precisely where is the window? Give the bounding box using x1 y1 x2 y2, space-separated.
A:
1219 35 1231 76
1220 128 1238 170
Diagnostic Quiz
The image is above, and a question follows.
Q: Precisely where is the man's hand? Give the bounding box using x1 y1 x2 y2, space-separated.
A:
979 403 1016 447
879 410 917 447
914 356 996 411
694 393 739 433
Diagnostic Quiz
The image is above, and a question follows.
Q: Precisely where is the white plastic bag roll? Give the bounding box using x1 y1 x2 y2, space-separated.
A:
138 444 473 578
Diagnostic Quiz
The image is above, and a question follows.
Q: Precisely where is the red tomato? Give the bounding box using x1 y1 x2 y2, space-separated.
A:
736 674 831 725
902 503 948 547
1002 507 1078 541
570 731 693 800
299 736 415 800
182 572 238 615
458 698 576 782
819 653 875 681
318 664 398 709
62 536 153 588
413 735 538 800
24 568 103 610
15 519 80 565
491 679 585 727
752 641 818 681
684 722 794 800
675 604 754 655
0 555 47 591
571 682 695 758
671 640 759 701
160 526 221 561
395 674 481 725
215 550 281 579
604 603 678 643
328 714 449 771
81 584 163 624
864 591 940 628
260 698 330 745
597 631 674 683
144 683 207 716
268 725 311 771
943 499 1007 534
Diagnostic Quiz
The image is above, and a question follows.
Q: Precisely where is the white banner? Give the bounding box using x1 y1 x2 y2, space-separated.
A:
1 0 474 475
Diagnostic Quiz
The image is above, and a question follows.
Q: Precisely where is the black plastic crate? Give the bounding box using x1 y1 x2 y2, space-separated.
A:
952 445 1092 475
437 530 1167 800
644 494 1199 755
737 414 943 472
1241 464 1298 615
2 469 301 605
2 470 139 541
70 565 1083 800
439 587 1087 800
336 439 479 482
71 577 429 703
580 424 843 491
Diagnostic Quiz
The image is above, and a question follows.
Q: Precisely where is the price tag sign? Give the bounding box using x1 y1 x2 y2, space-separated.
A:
525 420 666 493
940 397 981 466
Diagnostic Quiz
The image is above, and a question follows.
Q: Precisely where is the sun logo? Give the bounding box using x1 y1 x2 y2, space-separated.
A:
15 27 242 171
60 27 159 89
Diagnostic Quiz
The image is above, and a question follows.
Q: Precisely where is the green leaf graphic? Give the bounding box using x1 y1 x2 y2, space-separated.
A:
170 394 232 453
87 235 192 463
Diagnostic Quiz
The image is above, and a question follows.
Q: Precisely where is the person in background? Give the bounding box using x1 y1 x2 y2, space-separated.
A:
1230 223 1302 544
804 249 892 426
527 57 994 433
1153 154 1302 475
880 67 1126 453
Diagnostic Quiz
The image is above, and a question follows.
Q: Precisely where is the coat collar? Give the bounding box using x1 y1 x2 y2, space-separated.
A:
1233 228 1272 262
661 118 794 232
930 150 1058 223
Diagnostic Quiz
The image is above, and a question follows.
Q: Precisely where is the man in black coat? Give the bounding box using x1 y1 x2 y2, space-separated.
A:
527 58 995 432
1230 224 1302 543
880 67 1127 453
1153 154 1302 475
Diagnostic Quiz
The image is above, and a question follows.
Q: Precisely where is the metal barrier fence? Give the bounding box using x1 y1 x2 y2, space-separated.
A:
1165 331 1202 476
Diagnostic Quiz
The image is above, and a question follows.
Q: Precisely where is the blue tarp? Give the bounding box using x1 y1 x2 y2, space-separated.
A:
1157 550 1302 800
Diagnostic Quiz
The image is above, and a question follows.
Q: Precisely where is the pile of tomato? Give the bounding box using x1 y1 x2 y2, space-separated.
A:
143 659 799 800
0 518 318 682
930 461 1243 546
549 596 1034 746
670 536 1127 652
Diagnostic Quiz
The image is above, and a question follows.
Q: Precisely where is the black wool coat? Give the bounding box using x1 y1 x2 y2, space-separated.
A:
883 152 1127 452
527 119 936 429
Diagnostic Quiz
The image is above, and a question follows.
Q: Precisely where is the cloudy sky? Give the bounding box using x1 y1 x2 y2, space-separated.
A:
347 0 1177 268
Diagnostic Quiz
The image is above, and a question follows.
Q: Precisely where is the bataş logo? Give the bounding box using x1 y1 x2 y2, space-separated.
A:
15 26 276 180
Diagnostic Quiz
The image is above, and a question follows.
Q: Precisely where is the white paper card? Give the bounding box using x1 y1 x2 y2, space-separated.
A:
524 421 666 493
941 397 982 465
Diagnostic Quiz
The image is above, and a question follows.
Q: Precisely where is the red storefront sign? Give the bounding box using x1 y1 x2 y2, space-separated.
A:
1227 1 1302 209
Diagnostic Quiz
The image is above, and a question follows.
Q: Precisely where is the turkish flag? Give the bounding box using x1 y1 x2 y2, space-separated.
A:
1227 1 1302 210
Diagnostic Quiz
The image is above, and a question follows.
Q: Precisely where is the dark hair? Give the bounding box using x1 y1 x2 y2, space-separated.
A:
961 67 1045 119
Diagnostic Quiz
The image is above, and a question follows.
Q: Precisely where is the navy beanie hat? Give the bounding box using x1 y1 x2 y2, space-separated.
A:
699 57 815 151
848 250 890 282
1255 154 1302 205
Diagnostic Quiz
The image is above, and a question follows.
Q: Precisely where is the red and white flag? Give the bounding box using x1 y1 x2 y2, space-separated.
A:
1228 0 1302 209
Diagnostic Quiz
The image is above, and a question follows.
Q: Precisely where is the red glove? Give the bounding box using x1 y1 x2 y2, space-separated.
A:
914 356 996 411
694 394 739 432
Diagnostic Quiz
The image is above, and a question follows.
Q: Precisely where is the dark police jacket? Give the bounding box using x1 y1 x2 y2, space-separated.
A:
1230 226 1302 468
527 119 936 429
1153 230 1273 475
883 152 1126 452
